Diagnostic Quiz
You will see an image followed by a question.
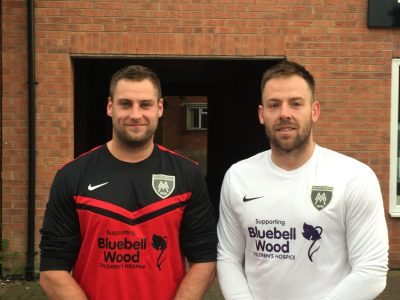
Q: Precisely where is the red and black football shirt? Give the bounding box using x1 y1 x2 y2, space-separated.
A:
40 144 217 300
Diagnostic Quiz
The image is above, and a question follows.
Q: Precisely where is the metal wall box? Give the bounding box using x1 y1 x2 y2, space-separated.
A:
368 0 400 28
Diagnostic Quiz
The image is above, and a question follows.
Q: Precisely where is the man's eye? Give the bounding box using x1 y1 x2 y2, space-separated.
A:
141 102 153 108
268 103 279 108
120 102 130 107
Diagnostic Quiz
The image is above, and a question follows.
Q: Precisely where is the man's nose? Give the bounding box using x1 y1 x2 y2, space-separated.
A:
279 103 291 119
129 105 141 119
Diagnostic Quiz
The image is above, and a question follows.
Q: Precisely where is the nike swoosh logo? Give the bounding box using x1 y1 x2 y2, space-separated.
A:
88 182 109 191
243 196 264 202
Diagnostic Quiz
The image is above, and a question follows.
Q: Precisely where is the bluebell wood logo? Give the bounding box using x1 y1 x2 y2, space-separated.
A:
302 222 323 262
151 234 168 270
98 237 146 264
97 231 169 270
248 219 297 260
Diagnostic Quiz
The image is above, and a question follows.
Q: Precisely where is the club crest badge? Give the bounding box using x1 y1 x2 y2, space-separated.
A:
311 186 333 210
152 174 175 199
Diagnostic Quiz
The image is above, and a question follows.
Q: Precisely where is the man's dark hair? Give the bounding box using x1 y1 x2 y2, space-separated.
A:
109 65 162 100
261 60 315 98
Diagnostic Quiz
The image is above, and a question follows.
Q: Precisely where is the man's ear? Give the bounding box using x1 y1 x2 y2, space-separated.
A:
258 105 265 125
311 100 320 123
158 98 164 118
106 97 113 117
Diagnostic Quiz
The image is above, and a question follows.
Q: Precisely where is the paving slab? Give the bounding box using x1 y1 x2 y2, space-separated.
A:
0 270 399 299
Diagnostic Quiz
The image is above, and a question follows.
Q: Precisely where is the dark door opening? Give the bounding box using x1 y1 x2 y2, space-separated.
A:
73 57 279 216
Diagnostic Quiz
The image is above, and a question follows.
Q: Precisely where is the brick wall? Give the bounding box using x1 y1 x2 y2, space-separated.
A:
2 0 400 271
2 0 30 271
163 96 208 173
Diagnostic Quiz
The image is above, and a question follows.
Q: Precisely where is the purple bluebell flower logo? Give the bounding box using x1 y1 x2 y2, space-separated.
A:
302 223 323 262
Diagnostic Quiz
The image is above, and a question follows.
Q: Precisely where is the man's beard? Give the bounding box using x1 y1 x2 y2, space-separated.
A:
113 125 156 149
266 119 312 154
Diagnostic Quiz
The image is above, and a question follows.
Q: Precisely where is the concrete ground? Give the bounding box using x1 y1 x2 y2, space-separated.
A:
0 270 399 299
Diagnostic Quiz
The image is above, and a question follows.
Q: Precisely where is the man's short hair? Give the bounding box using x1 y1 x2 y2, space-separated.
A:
109 65 162 100
261 60 315 98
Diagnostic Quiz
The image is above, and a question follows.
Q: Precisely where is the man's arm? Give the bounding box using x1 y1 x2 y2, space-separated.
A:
174 262 216 300
323 167 388 300
40 270 87 300
177 165 218 299
40 169 84 299
217 171 254 299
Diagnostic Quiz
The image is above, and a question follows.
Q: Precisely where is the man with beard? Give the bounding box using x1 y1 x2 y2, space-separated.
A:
39 65 217 300
217 60 388 300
